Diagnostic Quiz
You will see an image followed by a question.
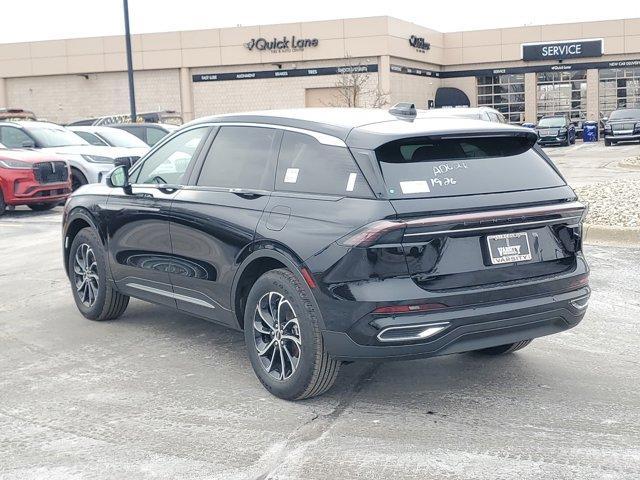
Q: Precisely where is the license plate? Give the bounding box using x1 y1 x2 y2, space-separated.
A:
486 232 532 265
541 129 552 136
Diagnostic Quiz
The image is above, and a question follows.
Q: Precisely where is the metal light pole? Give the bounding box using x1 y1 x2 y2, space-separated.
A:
123 0 137 122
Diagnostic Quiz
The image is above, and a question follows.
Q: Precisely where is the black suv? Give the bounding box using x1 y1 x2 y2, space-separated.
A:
603 108 640 146
62 106 590 400
535 115 576 146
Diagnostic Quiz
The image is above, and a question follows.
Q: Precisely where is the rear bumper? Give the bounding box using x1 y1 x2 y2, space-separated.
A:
322 286 589 360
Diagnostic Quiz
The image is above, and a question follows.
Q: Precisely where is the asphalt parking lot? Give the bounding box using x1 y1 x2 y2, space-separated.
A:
1 142 639 480
543 140 640 187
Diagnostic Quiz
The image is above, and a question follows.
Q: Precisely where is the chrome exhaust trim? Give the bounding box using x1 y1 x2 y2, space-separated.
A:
377 322 450 343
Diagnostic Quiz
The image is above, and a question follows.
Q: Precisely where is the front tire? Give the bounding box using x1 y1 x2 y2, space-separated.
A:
68 227 129 321
476 340 532 355
244 268 339 400
28 203 57 212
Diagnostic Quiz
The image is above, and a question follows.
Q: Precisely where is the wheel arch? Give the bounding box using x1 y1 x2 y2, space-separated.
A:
231 244 323 331
63 208 104 277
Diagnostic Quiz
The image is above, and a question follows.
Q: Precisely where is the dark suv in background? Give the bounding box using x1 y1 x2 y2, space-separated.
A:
62 106 590 400
535 115 576 146
603 108 640 146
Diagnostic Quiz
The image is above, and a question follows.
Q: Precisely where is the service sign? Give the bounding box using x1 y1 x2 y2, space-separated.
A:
522 39 603 61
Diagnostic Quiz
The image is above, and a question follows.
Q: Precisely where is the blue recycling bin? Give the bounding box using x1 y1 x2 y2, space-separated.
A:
583 121 599 142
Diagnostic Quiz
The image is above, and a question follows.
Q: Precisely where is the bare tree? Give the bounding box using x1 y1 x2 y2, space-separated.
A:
327 57 389 108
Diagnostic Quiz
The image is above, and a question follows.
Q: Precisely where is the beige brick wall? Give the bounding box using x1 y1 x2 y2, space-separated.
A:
191 59 380 116
6 69 181 124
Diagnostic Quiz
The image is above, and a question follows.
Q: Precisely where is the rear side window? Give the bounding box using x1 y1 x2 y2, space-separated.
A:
376 136 564 198
198 126 281 190
276 131 372 197
147 127 168 146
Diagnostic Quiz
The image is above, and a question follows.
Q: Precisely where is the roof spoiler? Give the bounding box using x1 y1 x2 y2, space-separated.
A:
389 103 417 118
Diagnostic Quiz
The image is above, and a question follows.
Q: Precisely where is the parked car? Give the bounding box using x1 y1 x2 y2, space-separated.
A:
535 115 576 146
603 108 640 146
108 123 179 146
62 106 590 400
68 126 150 158
0 142 71 215
0 108 37 121
68 110 183 127
424 106 508 123
0 121 136 190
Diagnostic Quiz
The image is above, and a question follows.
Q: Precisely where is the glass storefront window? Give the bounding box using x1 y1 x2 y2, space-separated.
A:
599 67 640 120
476 74 525 124
536 70 587 125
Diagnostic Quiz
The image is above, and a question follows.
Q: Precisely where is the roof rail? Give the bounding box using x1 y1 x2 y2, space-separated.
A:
389 103 417 117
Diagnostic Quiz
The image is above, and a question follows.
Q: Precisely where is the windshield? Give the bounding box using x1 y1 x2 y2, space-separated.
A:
29 126 88 147
609 109 640 120
538 117 566 127
376 136 564 198
98 128 148 148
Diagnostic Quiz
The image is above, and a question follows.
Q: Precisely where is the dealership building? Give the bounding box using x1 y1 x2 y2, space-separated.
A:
1 16 640 125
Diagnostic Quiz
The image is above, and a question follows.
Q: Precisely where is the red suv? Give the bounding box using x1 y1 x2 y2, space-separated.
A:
0 145 71 215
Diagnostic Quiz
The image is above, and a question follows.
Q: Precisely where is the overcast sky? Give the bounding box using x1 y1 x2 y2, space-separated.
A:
2 0 639 43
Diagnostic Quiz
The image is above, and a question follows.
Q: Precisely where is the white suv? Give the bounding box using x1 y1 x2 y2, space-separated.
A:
0 121 141 190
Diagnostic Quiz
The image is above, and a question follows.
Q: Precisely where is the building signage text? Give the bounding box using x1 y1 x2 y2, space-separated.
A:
409 35 431 53
244 36 319 53
522 39 603 61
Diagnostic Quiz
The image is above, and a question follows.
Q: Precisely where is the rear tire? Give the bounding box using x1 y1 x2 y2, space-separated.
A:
71 169 88 191
476 340 532 355
28 203 57 212
244 268 339 400
68 227 129 321
604 139 611 146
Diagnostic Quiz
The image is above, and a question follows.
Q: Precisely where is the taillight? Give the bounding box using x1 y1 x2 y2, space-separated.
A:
372 303 447 315
338 220 405 247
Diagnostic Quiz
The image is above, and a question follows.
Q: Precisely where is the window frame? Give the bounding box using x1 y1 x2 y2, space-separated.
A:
127 124 213 187
274 130 374 199
192 125 283 193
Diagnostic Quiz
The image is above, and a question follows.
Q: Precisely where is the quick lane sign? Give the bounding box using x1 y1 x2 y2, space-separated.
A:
522 39 603 61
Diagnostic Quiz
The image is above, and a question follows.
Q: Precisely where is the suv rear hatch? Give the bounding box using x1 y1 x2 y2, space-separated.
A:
372 132 584 297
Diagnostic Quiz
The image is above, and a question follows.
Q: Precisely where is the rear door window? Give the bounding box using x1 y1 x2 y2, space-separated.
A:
376 136 564 198
197 126 281 190
276 131 372 197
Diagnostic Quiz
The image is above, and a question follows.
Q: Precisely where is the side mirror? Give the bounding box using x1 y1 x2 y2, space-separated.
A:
106 165 131 193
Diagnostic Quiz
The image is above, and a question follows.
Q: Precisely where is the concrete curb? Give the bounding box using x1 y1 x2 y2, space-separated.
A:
618 161 640 170
583 223 640 247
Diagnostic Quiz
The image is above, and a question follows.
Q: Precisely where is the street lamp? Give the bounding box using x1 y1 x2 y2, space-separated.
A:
123 0 137 122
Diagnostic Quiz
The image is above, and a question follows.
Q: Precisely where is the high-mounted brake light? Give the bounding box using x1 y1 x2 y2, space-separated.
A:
372 303 447 315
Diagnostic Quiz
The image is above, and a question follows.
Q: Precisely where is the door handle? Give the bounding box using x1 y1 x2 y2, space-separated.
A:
157 184 181 193
230 188 265 199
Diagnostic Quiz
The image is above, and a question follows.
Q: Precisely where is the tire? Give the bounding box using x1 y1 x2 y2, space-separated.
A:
28 203 57 212
244 268 339 400
0 188 5 217
71 169 88 191
476 340 532 355
604 139 611 146
565 135 571 147
68 227 129 321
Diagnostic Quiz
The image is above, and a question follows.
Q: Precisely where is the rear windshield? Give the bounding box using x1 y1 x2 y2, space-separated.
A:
609 109 640 120
376 136 564 198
